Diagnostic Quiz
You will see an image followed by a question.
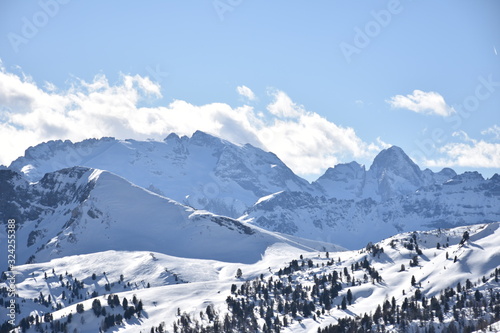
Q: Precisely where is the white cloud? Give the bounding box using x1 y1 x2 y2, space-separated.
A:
481 125 500 141
423 133 500 169
258 113 384 175
376 137 392 149
266 90 305 118
0 67 387 177
387 90 456 117
236 85 256 101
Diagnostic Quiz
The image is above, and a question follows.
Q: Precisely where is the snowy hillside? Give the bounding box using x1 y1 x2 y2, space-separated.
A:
0 166 342 272
8 131 312 217
2 223 499 332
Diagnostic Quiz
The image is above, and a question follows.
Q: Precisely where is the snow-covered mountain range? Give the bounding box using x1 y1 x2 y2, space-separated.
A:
7 132 499 249
1 131 500 332
245 171 500 248
8 131 312 218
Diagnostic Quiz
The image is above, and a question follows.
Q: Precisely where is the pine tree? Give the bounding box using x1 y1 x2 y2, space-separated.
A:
92 299 102 317
347 289 353 305
122 297 128 310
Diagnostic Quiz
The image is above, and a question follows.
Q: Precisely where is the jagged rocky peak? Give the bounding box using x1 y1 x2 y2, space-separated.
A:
422 167 458 185
314 161 366 200
189 130 227 147
314 146 461 201
367 146 426 200
437 167 457 178
318 161 365 182
445 171 485 185
163 132 181 143
163 131 232 151
369 146 422 182
433 167 457 184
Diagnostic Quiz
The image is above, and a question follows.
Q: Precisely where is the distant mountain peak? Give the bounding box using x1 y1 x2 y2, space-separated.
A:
318 161 365 182
370 146 420 174
451 171 485 182
190 130 226 147
164 132 181 142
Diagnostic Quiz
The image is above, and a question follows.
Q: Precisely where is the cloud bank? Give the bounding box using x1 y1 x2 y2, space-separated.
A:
0 66 385 176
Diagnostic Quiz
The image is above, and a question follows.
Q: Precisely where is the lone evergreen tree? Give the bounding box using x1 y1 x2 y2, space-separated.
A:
347 289 353 305
341 296 347 310
122 297 128 310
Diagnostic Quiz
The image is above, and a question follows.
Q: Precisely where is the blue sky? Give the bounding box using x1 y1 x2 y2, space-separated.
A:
0 0 499 179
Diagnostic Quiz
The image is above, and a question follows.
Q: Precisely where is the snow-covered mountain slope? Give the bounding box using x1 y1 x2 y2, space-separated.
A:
245 172 500 249
0 167 340 272
313 146 458 201
3 223 499 332
8 131 313 217
0 243 309 333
